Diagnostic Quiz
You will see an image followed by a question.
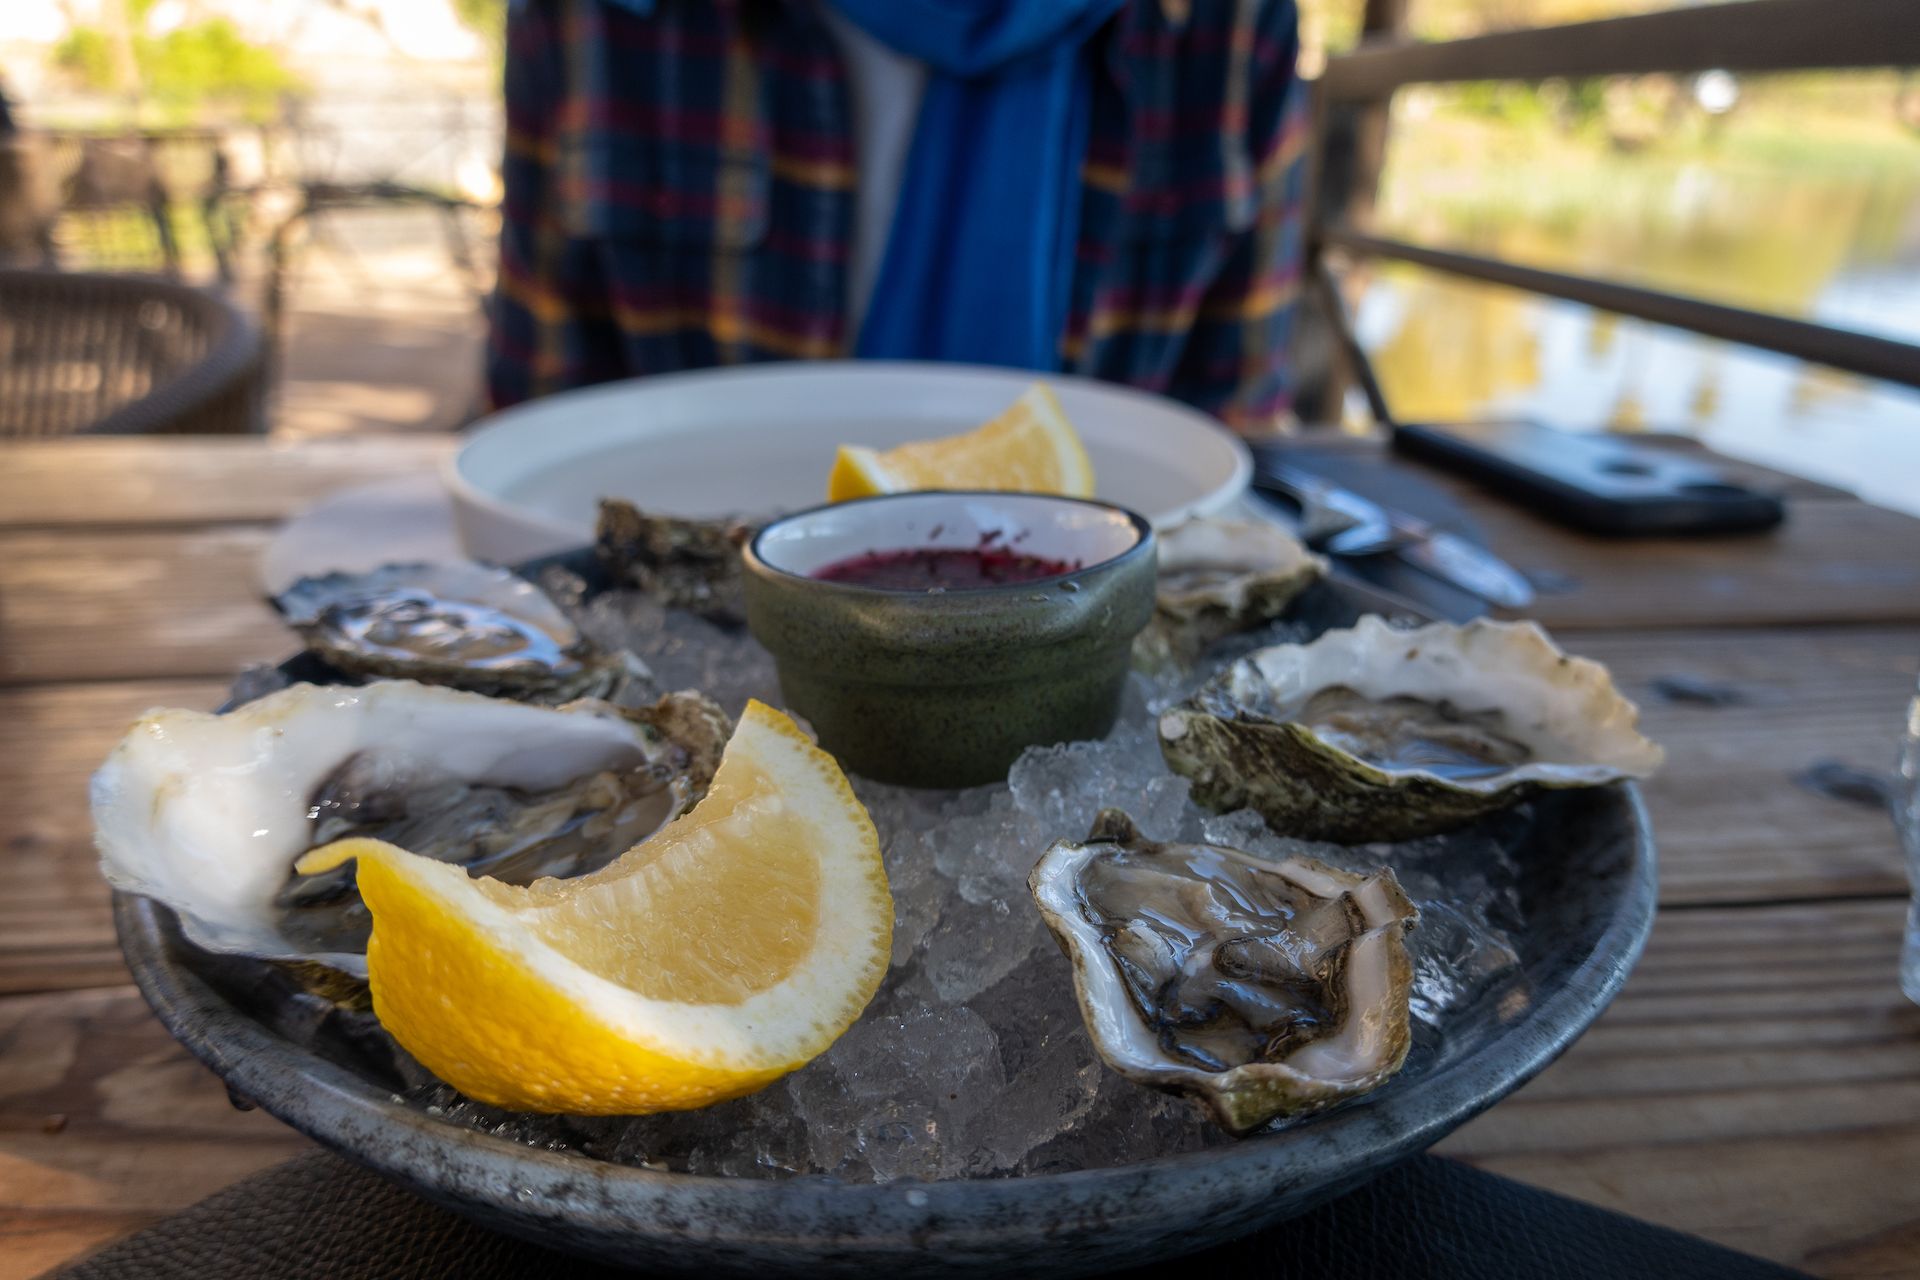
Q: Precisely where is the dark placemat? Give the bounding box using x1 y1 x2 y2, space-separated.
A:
54 1149 1810 1280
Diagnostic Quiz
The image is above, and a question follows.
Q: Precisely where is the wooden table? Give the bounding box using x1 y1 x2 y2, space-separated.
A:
3 435 1918 1278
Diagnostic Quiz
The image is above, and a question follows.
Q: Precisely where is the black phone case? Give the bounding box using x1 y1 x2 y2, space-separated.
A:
1392 422 1786 537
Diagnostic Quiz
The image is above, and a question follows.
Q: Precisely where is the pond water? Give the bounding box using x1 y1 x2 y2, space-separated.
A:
1355 98 1920 515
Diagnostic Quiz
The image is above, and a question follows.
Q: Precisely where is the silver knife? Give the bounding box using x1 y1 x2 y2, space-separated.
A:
1364 520 1536 610
1258 465 1535 610
1256 464 1398 554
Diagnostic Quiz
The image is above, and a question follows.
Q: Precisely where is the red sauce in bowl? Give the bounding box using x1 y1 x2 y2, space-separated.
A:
812 547 1080 590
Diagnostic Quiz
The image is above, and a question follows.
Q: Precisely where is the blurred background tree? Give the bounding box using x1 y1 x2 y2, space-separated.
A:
50 0 302 125
450 0 506 68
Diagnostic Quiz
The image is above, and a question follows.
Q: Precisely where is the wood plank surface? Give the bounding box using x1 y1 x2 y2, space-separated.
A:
1442 898 1920 1275
0 680 230 996
1478 496 1920 631
7 446 1919 691
10 433 1918 636
1566 625 1918 903
0 437 456 530
1307 436 1920 629
0 985 312 1280
0 528 287 684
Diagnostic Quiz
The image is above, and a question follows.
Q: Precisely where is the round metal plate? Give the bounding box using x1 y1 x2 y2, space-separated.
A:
115 780 1654 1277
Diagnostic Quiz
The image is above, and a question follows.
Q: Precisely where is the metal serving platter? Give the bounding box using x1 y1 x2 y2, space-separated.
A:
113 554 1656 1277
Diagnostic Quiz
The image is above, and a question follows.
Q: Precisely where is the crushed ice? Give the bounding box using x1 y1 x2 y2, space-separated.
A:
397 592 1526 1181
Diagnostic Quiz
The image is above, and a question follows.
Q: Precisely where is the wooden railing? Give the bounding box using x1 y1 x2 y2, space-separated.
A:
1309 0 1920 396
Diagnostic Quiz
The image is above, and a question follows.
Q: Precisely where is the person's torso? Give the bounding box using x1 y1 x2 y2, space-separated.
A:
501 0 1303 390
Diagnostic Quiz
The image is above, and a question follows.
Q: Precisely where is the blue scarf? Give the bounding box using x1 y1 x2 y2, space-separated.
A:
581 0 1122 367
831 0 1125 369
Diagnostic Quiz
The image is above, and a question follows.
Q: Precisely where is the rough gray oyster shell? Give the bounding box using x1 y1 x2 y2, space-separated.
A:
1159 616 1663 841
1030 809 1418 1134
1138 516 1326 666
595 498 752 621
274 561 636 701
92 680 731 975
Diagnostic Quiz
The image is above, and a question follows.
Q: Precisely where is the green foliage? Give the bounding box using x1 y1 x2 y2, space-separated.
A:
1453 82 1551 127
1545 78 1607 132
1446 79 1609 136
51 28 117 92
49 4 303 124
146 18 301 121
453 0 509 61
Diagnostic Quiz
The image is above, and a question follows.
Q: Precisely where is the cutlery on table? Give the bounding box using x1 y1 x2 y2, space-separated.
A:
1253 463 1535 611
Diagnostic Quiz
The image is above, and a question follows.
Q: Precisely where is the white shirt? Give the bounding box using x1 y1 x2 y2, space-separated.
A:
816 6 927 339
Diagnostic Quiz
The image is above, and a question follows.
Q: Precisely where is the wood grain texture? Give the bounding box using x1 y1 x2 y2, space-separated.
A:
0 681 229 996
0 437 455 530
1441 899 1920 1275
1285 434 1920 629
1566 625 1918 903
0 986 310 1278
1474 496 1920 631
0 528 288 684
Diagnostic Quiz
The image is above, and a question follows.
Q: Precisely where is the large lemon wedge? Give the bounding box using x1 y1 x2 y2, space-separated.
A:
827 383 1096 501
297 700 890 1114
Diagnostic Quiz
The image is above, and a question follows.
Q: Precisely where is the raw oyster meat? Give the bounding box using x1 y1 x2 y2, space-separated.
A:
1159 616 1663 841
1138 517 1326 665
92 680 730 974
1030 809 1418 1133
596 498 752 621
274 561 637 700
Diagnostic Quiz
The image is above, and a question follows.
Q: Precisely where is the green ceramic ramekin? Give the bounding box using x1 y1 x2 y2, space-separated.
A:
742 491 1157 787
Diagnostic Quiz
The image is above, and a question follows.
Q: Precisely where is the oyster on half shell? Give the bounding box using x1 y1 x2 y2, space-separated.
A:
1159 616 1663 841
274 561 638 701
92 680 730 974
1030 809 1418 1134
1138 517 1326 666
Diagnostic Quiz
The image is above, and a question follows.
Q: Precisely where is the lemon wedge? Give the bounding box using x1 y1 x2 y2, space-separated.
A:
828 383 1096 501
297 700 890 1114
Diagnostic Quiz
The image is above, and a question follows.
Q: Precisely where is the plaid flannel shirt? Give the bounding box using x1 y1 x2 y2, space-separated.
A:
490 0 1308 433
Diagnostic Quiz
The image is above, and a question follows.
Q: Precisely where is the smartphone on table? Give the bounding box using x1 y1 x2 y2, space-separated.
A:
1391 420 1786 537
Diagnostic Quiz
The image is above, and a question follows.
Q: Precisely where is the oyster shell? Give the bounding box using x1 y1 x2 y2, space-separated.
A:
596 498 751 621
274 561 636 700
1141 516 1326 664
1030 809 1418 1133
92 680 730 974
1159 616 1663 841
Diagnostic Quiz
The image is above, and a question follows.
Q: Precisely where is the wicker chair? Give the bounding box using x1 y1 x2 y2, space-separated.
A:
0 269 264 437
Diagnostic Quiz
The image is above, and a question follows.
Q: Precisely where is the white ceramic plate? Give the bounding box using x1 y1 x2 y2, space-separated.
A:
447 362 1251 564
257 475 464 595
